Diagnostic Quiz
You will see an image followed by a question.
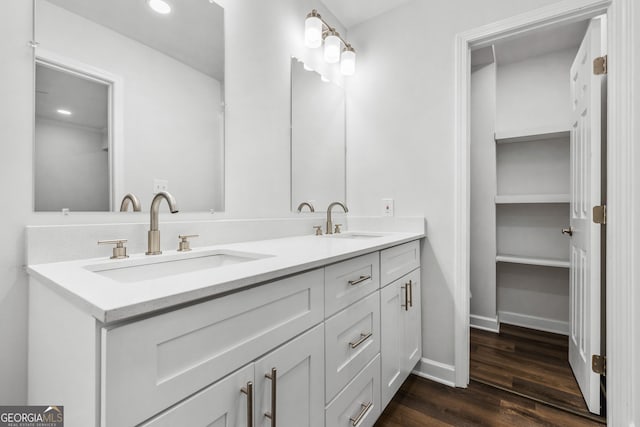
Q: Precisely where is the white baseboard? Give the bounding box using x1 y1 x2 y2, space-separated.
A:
498 311 569 336
470 314 499 333
412 357 456 387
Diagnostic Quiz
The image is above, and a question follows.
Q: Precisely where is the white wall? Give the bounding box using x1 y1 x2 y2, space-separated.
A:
632 3 640 425
37 1 223 212
345 0 565 368
34 119 109 211
470 63 498 326
0 0 342 404
496 48 577 132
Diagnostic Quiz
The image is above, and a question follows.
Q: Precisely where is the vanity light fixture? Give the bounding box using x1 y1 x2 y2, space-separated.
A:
56 109 72 115
304 9 356 76
147 0 171 15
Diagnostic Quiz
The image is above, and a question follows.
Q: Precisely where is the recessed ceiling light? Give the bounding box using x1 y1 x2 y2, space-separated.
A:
56 109 72 115
147 0 171 15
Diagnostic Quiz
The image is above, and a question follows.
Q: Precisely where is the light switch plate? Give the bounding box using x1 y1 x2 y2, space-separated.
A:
382 198 394 216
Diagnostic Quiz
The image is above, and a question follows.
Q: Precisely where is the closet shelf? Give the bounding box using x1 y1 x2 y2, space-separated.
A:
495 126 570 144
496 254 570 268
495 194 570 204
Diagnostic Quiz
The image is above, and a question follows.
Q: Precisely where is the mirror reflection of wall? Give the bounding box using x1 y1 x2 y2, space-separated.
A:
34 0 225 213
290 58 346 212
35 62 110 211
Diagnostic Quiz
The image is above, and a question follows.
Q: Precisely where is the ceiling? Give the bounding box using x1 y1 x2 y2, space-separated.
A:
493 20 589 65
44 0 224 81
319 0 414 28
36 63 108 130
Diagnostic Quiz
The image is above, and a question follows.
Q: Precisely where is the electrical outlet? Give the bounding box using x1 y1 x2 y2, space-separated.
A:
153 179 169 194
382 198 394 216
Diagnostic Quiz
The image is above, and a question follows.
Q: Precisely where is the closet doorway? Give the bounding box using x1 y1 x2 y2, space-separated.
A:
468 15 607 421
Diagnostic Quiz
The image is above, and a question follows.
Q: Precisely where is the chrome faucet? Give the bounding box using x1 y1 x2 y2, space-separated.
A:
146 191 179 255
325 201 348 234
297 201 315 212
119 193 141 212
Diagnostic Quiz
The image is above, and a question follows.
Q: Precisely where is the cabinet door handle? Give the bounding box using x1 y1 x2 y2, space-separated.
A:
401 284 409 311
408 280 413 308
348 275 371 286
349 402 373 426
240 381 253 427
264 368 277 426
349 332 373 349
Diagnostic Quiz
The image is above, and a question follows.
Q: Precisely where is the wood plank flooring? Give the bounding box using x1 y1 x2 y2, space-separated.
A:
374 375 604 427
470 324 595 418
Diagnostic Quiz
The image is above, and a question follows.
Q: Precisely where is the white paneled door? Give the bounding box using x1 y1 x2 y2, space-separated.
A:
568 15 606 415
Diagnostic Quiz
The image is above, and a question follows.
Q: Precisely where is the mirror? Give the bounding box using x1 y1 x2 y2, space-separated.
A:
34 0 225 212
290 58 346 212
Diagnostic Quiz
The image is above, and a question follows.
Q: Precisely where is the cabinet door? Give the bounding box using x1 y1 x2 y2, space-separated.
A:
254 325 324 427
139 364 254 427
380 280 404 408
380 269 422 407
402 269 422 379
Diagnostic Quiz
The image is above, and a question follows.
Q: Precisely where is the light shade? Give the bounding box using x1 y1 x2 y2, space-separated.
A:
324 32 341 64
304 12 322 48
340 47 356 76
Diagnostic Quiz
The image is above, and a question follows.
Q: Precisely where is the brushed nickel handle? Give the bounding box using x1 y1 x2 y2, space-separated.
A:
349 332 373 349
177 234 199 252
349 402 373 426
313 226 323 236
240 381 253 427
401 284 409 311
334 223 343 234
97 239 128 259
408 280 413 308
348 275 371 286
562 227 573 236
264 368 277 426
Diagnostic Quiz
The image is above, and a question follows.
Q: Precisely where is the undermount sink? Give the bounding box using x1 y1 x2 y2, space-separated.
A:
85 250 271 283
325 232 385 239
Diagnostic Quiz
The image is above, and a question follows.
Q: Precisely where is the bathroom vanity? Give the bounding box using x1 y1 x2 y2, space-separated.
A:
27 230 423 427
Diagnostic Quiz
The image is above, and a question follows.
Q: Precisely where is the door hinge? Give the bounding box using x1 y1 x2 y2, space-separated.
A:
592 354 606 376
593 205 606 224
593 55 607 75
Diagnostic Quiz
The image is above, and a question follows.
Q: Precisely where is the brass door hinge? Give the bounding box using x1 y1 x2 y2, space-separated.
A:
592 354 606 375
593 205 606 224
593 55 607 75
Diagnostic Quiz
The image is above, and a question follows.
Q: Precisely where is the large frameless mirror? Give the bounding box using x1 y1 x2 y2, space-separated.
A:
33 0 225 212
290 58 346 212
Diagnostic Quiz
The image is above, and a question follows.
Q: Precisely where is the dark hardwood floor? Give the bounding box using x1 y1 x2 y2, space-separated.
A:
470 324 597 418
374 375 604 426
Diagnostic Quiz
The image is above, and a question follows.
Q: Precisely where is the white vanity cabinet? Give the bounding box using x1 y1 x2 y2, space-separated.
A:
380 247 422 408
28 237 423 427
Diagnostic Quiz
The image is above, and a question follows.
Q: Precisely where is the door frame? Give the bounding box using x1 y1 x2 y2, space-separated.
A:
452 0 636 424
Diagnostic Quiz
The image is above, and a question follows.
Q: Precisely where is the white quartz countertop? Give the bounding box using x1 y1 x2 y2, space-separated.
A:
27 231 424 323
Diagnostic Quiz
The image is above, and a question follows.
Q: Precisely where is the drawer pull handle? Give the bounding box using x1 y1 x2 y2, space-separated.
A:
408 279 413 307
348 275 371 286
240 381 253 427
349 332 373 349
264 368 277 426
349 402 373 426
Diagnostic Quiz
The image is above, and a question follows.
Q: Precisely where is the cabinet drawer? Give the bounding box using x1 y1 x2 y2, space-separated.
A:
101 269 324 427
380 240 420 286
325 291 380 402
325 354 381 427
325 252 379 317
139 364 254 427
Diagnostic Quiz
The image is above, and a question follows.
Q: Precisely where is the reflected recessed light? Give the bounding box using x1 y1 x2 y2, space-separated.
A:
147 0 171 14
56 109 72 115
